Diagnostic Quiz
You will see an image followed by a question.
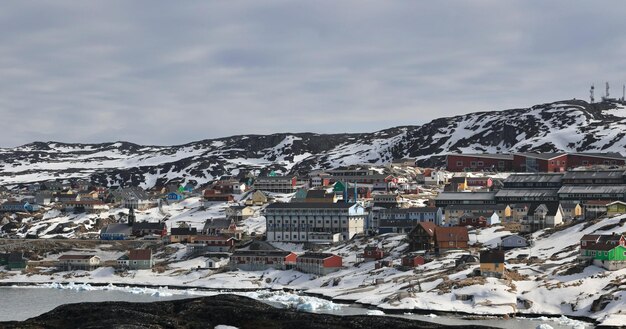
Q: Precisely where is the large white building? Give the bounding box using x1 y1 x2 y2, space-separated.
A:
265 202 367 242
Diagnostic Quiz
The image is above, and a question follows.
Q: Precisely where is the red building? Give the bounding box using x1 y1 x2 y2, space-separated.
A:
458 215 488 228
203 190 235 202
295 253 343 275
567 153 626 168
513 153 568 172
363 246 384 261
401 255 426 267
445 154 514 172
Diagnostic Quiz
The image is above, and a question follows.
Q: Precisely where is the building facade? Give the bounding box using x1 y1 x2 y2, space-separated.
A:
265 202 367 242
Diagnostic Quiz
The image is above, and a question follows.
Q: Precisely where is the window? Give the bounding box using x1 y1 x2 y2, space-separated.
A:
456 161 463 166
582 160 589 166
449 241 453 246
477 161 484 167
470 161 477 167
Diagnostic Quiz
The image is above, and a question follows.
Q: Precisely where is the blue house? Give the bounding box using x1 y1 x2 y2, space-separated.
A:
0 201 38 213
377 207 443 233
166 192 184 202
100 224 132 240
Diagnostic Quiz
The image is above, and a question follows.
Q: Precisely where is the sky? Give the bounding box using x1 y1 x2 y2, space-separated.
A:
1 1 626 147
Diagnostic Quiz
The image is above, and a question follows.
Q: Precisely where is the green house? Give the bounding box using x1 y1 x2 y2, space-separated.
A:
0 253 8 266
333 181 346 193
7 252 27 270
607 201 626 216
593 245 626 262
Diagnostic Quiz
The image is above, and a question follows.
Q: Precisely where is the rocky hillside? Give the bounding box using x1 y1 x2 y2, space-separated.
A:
1 99 625 187
0 294 493 329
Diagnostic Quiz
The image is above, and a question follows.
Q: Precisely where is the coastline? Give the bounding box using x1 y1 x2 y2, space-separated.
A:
0 280 601 327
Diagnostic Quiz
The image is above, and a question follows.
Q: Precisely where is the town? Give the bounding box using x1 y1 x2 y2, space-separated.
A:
1 151 625 326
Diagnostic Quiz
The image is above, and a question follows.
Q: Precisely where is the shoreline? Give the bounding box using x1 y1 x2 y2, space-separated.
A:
0 280 600 326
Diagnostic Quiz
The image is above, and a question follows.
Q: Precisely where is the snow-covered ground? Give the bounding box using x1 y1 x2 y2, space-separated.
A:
2 200 626 326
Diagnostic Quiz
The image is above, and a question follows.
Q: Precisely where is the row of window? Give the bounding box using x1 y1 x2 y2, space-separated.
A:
454 160 506 167
268 219 348 225
268 227 348 232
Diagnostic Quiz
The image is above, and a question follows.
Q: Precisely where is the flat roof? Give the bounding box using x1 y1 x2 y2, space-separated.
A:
515 152 566 160
504 173 563 184
558 185 626 194
570 153 625 160
446 153 514 160
562 170 625 180
495 189 559 198
266 202 357 209
435 192 496 201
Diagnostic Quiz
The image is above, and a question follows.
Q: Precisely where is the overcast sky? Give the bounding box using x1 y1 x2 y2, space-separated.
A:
1 1 625 147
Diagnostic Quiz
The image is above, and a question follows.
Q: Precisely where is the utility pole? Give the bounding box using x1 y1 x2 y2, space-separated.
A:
590 84 595 103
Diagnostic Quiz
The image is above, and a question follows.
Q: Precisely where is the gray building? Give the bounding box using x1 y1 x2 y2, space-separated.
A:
500 234 528 250
265 202 367 242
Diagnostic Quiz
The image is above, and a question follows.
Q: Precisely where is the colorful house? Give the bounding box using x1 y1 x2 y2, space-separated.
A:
607 201 626 217
295 253 343 275
362 246 384 262
580 233 626 270
480 250 505 278
166 192 184 202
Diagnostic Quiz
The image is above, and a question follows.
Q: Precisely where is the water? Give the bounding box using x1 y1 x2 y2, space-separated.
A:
0 286 591 329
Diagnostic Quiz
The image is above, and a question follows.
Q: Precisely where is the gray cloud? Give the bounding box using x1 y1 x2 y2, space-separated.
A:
0 0 625 147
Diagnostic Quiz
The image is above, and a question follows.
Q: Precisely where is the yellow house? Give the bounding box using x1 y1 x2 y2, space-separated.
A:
607 201 626 216
480 250 505 278
245 190 270 206
561 201 583 220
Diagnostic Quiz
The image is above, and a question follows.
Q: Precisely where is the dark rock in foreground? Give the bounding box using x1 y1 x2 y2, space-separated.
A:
0 294 497 329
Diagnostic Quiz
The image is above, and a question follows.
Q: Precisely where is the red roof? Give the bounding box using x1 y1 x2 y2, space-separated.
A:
417 222 437 236
129 249 152 261
435 227 469 243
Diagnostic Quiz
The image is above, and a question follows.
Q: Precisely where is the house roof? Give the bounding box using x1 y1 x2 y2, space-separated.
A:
194 235 234 241
132 222 166 230
434 192 496 201
515 152 566 160
8 252 24 262
562 170 625 180
480 250 505 263
129 249 152 261
435 227 469 242
527 203 561 216
445 204 507 211
232 250 293 257
495 189 559 198
581 234 601 242
584 200 612 206
203 218 233 230
501 234 527 243
447 153 514 160
503 173 563 184
171 227 198 235
265 202 357 209
298 252 338 260
570 153 626 161
100 223 132 235
58 254 97 260
558 185 626 194
607 201 626 207
416 222 437 236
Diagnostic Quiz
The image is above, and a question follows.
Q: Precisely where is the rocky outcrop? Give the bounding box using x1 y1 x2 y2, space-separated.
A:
0 294 496 329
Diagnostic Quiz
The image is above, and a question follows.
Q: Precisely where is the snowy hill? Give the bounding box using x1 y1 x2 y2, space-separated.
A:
1 99 626 187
